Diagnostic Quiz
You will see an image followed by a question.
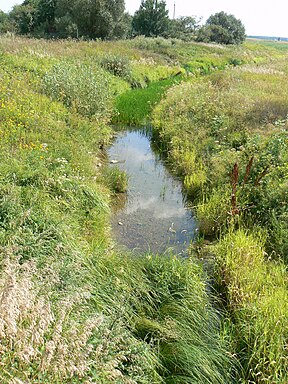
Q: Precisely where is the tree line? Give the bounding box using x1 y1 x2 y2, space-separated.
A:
0 0 246 44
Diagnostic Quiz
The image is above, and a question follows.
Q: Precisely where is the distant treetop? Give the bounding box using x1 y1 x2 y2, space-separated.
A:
132 0 169 37
197 11 246 45
0 1 246 44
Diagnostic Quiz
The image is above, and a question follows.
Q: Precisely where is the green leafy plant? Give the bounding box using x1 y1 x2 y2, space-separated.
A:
42 61 112 118
104 166 128 193
100 54 132 80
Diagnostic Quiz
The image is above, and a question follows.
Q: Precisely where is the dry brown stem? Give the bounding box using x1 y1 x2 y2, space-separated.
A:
243 156 254 185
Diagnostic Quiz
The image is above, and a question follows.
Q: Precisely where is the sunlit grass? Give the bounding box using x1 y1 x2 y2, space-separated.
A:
0 35 287 383
113 76 182 125
213 230 288 383
152 48 288 383
0 37 237 383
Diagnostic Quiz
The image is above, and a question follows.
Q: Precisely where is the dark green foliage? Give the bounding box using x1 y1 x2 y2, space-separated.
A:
197 11 246 45
9 2 39 34
37 0 56 33
9 0 57 35
132 0 169 37
112 12 133 39
8 0 128 39
55 0 126 39
168 16 200 41
0 10 12 33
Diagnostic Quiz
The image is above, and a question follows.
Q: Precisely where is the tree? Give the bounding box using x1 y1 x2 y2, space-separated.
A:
9 1 39 34
9 0 57 35
197 11 246 45
132 0 169 37
0 10 12 33
55 0 127 39
112 12 132 39
37 0 56 33
8 0 127 39
168 16 200 40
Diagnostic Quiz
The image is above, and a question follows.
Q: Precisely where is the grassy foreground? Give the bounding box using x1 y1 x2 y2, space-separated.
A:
0 36 235 383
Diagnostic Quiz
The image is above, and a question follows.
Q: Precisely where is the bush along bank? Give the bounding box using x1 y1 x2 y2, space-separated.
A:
152 53 288 382
0 38 237 383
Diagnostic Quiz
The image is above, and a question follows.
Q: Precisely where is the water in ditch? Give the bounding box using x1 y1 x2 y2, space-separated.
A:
108 129 197 255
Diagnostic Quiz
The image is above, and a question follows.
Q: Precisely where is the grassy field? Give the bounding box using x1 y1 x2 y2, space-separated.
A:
0 35 287 383
152 41 288 382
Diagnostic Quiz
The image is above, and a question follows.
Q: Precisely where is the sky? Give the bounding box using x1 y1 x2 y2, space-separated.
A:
1 0 288 37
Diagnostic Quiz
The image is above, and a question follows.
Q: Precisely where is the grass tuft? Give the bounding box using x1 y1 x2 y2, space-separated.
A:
213 230 288 383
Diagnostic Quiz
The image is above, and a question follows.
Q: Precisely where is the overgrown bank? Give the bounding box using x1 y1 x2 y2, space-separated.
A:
152 43 288 382
0 36 287 383
0 37 235 383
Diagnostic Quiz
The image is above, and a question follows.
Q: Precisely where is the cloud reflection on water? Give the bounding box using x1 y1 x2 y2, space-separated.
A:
108 130 196 254
125 196 186 219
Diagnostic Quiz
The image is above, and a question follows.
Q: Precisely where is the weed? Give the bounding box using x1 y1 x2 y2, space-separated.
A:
0 37 236 383
113 77 182 125
152 47 288 383
42 61 113 118
214 230 288 383
100 54 132 80
103 166 128 193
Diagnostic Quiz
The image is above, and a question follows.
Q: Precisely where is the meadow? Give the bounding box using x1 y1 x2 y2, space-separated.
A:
152 39 288 383
0 35 287 383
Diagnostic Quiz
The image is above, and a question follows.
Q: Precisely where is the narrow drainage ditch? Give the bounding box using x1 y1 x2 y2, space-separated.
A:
108 128 197 255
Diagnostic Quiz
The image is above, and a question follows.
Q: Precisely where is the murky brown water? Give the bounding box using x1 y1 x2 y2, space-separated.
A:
108 129 197 255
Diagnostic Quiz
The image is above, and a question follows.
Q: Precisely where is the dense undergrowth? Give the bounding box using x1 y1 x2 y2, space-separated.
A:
213 230 288 383
152 43 288 382
0 36 236 383
153 63 288 254
0 35 287 383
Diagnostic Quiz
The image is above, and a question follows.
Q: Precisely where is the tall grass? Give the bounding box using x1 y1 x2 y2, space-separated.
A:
87 252 234 384
133 256 234 384
153 59 288 253
1 35 287 383
152 42 288 383
42 61 113 118
0 38 234 383
213 230 288 383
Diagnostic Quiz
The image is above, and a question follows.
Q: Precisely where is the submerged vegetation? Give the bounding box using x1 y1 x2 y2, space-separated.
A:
0 35 287 383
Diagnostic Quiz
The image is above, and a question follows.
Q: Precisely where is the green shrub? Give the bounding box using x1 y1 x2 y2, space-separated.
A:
129 36 175 50
42 62 112 118
100 54 132 80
